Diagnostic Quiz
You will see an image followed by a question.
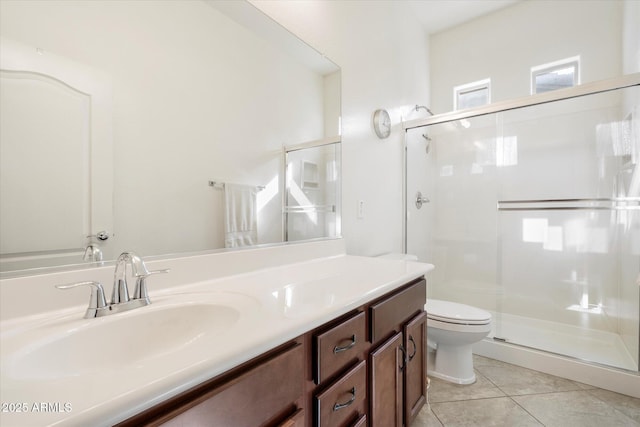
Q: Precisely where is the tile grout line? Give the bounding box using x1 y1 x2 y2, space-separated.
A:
508 389 640 427
495 381 639 426
424 376 447 427
582 388 640 425
424 358 640 426
475 368 548 426
507 395 547 426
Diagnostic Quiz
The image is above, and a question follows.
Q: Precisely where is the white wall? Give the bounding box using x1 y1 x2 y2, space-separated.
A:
251 0 431 256
430 0 624 112
623 0 640 75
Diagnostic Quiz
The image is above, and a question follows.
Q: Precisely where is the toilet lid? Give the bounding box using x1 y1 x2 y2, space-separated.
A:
426 299 491 325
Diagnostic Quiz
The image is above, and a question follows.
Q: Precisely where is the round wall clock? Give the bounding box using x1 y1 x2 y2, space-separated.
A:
373 109 391 139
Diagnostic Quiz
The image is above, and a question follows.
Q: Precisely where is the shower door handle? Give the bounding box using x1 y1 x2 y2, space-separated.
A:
415 192 430 209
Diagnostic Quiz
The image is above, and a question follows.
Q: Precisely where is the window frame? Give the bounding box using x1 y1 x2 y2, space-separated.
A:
530 56 580 94
453 78 491 111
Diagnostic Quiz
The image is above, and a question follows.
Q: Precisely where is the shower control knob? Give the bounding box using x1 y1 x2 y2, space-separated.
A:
415 192 430 209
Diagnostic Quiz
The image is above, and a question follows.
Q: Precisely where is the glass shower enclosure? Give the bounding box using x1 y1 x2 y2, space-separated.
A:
405 75 640 372
283 138 341 243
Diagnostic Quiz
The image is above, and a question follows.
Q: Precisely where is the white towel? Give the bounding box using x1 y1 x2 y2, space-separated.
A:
224 183 257 248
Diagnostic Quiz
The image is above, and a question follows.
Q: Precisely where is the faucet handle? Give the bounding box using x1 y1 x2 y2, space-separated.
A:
133 269 170 301
56 281 109 318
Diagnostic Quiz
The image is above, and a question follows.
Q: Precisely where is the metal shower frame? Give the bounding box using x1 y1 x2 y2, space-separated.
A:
401 72 640 253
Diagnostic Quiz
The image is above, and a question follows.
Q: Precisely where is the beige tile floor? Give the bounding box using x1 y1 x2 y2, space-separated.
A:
413 355 640 427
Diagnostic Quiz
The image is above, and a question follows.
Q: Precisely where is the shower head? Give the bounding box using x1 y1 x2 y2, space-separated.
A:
415 105 434 116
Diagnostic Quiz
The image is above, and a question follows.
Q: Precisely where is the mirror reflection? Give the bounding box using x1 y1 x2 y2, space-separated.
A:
0 0 341 275
284 139 341 243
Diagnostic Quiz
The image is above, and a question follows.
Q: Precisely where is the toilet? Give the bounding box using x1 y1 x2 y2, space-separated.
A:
425 299 492 385
375 254 491 385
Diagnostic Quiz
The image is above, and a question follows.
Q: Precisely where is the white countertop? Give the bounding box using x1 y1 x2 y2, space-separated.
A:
1 246 433 426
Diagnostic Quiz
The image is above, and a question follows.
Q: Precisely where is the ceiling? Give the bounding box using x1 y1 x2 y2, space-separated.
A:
407 0 520 34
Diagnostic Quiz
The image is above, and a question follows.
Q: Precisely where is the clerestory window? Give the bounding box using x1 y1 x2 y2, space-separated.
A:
531 56 580 94
454 78 491 110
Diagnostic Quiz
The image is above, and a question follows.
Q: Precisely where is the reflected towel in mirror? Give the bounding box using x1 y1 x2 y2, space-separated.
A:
224 183 257 248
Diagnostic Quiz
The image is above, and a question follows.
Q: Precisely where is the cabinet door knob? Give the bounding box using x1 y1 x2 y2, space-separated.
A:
333 334 357 354
333 387 356 411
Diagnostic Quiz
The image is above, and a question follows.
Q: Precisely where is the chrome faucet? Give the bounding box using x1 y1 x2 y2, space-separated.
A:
56 251 169 318
113 252 144 304
82 244 103 262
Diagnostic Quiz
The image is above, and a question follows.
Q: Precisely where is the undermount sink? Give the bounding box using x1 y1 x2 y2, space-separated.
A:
4 301 242 381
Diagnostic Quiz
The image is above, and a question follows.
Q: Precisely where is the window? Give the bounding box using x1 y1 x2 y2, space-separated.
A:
454 78 491 110
531 56 580 94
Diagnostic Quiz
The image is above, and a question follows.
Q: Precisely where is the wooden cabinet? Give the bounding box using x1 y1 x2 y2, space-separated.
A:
278 408 305 427
352 414 367 426
404 311 427 425
368 313 427 427
117 342 304 427
370 332 403 426
119 276 426 427
369 278 427 427
313 311 367 385
370 278 426 343
311 311 368 426
314 360 367 427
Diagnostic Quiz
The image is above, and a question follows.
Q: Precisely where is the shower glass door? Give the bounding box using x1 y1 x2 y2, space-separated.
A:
406 113 502 321
496 87 639 371
408 82 639 372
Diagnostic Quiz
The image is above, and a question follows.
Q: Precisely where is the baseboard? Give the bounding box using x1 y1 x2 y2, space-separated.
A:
474 339 640 399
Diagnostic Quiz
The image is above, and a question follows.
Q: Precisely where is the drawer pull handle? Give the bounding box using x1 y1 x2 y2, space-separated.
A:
408 335 417 361
333 334 357 353
333 387 356 411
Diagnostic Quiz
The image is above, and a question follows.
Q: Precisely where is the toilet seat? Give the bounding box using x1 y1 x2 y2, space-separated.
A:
426 299 491 326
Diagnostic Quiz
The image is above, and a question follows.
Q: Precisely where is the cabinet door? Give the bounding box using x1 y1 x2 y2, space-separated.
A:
404 311 427 426
369 332 403 427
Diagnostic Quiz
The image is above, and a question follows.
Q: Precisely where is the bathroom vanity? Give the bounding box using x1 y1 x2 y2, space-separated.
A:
118 277 426 427
0 240 433 426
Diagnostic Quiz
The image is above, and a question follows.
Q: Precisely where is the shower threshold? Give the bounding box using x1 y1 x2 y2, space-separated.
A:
490 312 638 372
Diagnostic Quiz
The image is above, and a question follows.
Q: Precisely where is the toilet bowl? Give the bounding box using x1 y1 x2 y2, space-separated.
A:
425 299 491 385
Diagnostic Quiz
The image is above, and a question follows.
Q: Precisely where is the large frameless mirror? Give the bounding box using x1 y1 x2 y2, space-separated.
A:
0 0 341 276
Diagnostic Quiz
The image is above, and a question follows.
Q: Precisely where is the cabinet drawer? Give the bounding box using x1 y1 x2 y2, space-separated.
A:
370 279 426 344
277 408 304 427
315 360 367 427
158 343 303 427
314 311 366 384
351 414 366 427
